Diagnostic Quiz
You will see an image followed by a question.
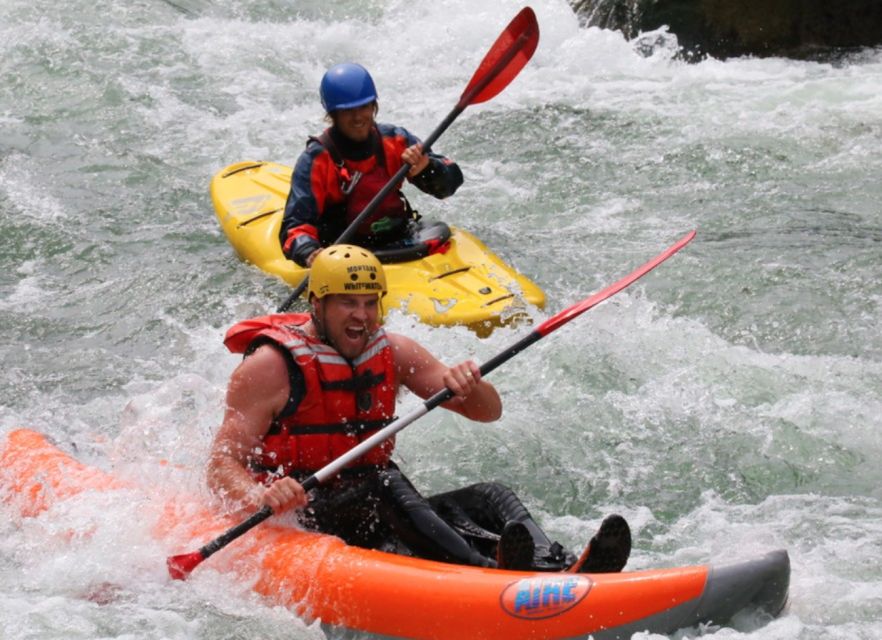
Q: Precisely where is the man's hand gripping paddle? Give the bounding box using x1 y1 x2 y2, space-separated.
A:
276 6 540 312
167 230 696 579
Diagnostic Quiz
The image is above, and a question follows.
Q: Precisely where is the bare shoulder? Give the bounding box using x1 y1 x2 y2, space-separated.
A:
388 332 433 366
387 331 415 354
387 332 444 388
229 344 290 394
219 343 292 440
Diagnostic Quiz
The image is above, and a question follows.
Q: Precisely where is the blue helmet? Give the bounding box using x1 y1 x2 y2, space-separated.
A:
320 62 378 112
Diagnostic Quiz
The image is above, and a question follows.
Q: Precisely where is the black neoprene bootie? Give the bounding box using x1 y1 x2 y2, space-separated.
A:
571 514 631 573
496 521 535 570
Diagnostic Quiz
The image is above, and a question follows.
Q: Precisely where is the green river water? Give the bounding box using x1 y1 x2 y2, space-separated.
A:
1 0 881 638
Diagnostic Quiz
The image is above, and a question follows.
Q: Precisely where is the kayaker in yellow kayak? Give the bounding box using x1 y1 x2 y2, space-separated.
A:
207 245 630 572
278 63 464 267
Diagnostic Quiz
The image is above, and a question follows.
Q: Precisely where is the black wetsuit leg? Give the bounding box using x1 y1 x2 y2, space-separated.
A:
296 469 570 571
429 482 575 571
374 467 496 568
295 466 494 567
296 471 389 550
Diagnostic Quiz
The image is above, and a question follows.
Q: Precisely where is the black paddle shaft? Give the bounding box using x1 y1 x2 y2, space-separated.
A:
276 28 534 313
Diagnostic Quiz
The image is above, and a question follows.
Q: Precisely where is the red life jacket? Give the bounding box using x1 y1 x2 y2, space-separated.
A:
224 313 397 477
316 128 411 238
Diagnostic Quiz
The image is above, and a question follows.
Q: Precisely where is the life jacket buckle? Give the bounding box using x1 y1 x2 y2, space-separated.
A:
340 168 362 196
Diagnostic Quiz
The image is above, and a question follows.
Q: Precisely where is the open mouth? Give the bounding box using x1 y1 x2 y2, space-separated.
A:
344 325 366 341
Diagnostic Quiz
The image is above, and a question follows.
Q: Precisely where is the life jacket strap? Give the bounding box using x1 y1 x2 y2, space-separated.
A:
319 369 385 392
266 417 393 436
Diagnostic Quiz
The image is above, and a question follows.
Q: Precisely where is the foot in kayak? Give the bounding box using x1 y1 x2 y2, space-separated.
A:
570 514 631 573
496 521 535 570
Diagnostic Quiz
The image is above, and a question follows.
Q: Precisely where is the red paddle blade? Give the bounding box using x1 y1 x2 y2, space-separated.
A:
167 551 205 580
461 6 540 106
535 231 697 337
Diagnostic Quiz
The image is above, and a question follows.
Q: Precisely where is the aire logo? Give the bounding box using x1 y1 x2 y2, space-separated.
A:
499 575 592 620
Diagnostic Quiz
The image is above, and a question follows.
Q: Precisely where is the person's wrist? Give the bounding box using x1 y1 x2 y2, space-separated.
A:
240 483 264 511
293 239 321 266
410 158 429 177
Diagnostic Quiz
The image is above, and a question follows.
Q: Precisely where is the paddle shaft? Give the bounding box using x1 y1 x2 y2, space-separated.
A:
300 231 696 484
167 10 540 580
276 18 537 313
168 230 696 577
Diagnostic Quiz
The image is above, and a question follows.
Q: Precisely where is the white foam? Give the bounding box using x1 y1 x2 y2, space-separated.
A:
0 154 68 223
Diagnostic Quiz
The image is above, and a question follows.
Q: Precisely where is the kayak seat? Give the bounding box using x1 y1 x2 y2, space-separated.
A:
371 219 452 265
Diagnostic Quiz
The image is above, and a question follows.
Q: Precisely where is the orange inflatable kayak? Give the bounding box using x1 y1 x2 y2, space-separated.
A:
1 429 789 639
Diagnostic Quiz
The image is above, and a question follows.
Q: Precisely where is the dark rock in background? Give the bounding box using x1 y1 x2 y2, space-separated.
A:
571 0 882 60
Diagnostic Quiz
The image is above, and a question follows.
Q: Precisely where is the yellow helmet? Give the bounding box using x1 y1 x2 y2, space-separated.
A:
308 244 387 299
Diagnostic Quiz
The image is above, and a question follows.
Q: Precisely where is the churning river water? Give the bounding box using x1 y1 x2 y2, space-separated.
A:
1 0 881 638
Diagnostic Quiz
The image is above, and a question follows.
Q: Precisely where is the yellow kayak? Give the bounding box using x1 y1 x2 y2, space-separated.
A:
211 161 545 336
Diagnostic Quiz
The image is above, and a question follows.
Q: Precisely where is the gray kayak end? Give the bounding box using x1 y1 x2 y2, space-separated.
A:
589 549 790 640
694 548 790 623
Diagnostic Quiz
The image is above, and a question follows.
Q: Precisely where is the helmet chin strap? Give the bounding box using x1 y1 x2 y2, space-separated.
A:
311 302 350 360
310 305 330 347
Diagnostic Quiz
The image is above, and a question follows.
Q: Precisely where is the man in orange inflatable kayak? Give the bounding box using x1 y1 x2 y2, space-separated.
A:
206 244 630 572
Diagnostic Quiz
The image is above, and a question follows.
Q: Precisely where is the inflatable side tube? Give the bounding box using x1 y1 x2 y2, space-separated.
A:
586 549 790 640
